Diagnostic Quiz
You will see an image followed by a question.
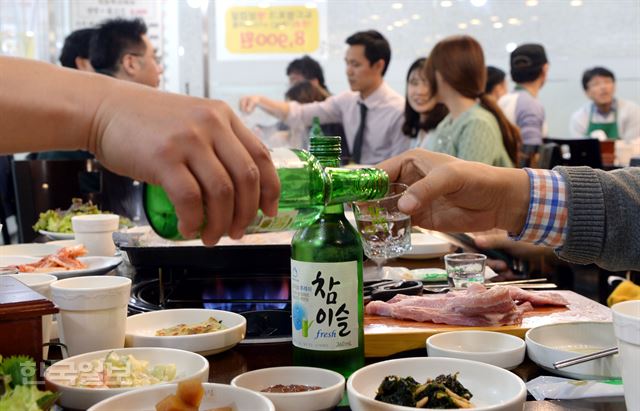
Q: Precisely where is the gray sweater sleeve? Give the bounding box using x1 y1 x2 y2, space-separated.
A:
554 166 640 271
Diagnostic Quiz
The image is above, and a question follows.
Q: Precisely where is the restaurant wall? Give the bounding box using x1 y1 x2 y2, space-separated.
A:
203 0 640 139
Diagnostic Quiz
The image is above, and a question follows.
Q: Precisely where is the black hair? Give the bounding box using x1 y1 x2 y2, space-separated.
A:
285 80 328 104
582 66 615 90
345 30 391 76
90 18 148 76
286 55 329 93
485 66 506 94
59 28 95 69
510 44 548 83
402 58 448 138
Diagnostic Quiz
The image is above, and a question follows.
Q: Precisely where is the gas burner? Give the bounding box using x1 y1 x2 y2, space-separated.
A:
129 277 292 342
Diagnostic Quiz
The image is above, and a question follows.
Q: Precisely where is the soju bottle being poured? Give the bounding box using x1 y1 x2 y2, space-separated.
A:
290 135 366 378
143 147 388 239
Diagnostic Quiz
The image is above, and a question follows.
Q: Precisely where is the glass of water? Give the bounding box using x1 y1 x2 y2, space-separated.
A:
352 183 412 276
445 253 487 289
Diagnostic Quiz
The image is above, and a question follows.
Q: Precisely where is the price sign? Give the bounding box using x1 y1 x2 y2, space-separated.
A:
215 1 327 61
225 5 319 54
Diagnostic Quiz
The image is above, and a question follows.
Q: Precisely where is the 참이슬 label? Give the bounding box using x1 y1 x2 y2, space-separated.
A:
290 259 358 351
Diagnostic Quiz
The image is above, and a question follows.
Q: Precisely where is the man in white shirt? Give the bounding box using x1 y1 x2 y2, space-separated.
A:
239 30 409 164
570 67 640 141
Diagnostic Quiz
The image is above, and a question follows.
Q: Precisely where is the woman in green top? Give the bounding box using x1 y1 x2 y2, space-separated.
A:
423 35 521 167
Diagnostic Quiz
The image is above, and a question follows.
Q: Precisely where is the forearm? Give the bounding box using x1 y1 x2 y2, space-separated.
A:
255 96 290 120
0 57 115 154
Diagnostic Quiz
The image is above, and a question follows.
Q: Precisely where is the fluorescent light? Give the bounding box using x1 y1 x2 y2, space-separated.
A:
507 17 522 25
458 23 468 29
387 25 394 31
470 18 481 25
506 42 517 52
412 14 421 20
470 0 487 6
370 14 381 20
440 0 453 7
394 20 404 27
493 22 503 28
526 0 538 6
570 0 583 6
391 2 403 9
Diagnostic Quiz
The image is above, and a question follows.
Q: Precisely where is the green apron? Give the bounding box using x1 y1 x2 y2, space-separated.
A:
586 103 619 140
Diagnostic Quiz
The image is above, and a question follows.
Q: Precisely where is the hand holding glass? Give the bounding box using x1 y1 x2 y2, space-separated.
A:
352 183 412 275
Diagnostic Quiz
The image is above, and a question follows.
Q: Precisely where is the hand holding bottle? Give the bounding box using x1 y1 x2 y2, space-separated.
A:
377 149 530 235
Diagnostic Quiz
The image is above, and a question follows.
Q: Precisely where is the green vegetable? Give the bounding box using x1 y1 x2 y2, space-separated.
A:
375 373 473 409
0 355 59 411
33 198 133 234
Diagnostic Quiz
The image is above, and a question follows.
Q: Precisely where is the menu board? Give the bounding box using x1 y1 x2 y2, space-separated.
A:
215 0 327 61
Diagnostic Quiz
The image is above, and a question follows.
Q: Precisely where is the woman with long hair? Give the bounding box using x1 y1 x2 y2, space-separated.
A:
402 57 449 148
423 35 521 167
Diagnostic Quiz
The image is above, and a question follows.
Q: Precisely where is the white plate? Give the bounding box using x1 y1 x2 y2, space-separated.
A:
88 382 274 411
525 322 621 380
45 347 209 410
399 232 453 259
0 240 78 257
3 255 122 279
39 229 75 240
125 309 246 356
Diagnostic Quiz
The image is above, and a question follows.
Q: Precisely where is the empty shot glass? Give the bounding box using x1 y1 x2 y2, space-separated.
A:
445 253 487 289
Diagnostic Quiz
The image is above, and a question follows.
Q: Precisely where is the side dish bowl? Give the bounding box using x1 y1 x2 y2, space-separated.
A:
427 330 526 370
125 308 246 355
44 347 209 410
88 382 274 411
231 366 345 411
525 321 620 380
347 357 526 411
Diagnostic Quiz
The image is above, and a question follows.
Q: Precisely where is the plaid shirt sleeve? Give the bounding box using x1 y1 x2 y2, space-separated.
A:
510 168 568 247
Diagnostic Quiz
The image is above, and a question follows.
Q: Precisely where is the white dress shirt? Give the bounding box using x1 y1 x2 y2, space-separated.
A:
570 98 640 141
285 82 410 164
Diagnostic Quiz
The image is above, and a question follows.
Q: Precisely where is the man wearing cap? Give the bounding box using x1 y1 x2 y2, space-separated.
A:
570 66 640 141
499 44 549 146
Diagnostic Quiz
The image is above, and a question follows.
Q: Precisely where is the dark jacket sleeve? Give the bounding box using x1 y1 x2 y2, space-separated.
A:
554 166 640 271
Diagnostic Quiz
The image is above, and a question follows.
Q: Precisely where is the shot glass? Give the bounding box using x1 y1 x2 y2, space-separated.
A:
352 183 412 276
51 276 131 357
444 253 487 289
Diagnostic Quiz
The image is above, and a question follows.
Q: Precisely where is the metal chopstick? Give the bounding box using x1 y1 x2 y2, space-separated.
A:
553 347 619 369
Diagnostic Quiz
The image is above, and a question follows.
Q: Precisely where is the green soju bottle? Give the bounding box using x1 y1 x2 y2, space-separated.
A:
144 148 388 239
291 136 365 378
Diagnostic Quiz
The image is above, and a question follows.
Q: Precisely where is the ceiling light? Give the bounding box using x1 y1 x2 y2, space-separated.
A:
570 0 583 6
526 0 538 6
470 0 487 6
412 14 421 20
440 0 453 7
370 14 381 20
387 25 394 31
470 18 481 25
507 17 522 25
391 2 403 9
458 23 468 29
394 20 404 27
493 22 503 28
506 42 517 52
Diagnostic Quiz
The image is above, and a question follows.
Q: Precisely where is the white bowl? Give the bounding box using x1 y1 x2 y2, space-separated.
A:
427 331 526 370
347 357 526 411
525 321 621 380
125 308 246 356
231 366 344 411
88 382 275 411
44 347 209 410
